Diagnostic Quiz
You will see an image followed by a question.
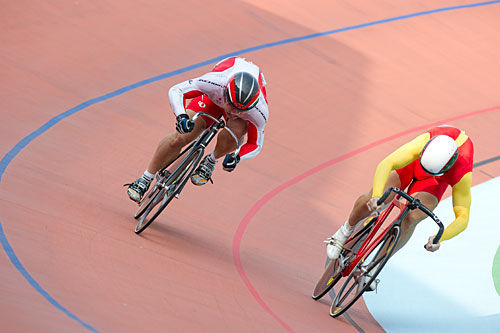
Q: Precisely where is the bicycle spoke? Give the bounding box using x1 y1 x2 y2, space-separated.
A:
134 147 204 234
338 277 358 305
331 225 401 317
313 220 374 301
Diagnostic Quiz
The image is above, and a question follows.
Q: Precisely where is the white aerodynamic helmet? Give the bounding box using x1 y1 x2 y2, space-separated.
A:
420 135 459 176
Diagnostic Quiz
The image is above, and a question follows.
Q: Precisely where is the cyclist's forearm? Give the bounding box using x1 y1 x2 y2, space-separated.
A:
372 160 393 197
238 143 260 161
440 206 469 241
441 173 472 241
238 121 264 161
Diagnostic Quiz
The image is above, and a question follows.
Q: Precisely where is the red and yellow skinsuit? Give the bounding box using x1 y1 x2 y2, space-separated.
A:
372 125 474 242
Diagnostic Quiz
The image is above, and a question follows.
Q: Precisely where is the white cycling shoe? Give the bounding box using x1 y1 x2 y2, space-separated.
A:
191 155 216 186
325 228 350 260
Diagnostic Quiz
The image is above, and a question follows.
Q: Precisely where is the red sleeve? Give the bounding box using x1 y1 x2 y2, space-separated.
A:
239 122 258 157
212 57 237 72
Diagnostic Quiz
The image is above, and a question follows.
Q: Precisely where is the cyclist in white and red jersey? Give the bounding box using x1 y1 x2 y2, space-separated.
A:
126 56 269 202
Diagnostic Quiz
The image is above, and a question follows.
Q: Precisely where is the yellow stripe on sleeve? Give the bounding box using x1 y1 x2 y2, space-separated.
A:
455 131 469 147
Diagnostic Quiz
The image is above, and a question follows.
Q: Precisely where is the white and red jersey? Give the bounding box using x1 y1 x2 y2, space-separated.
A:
168 57 269 161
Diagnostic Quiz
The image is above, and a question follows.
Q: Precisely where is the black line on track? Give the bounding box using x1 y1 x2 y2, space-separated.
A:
473 155 500 168
318 155 500 332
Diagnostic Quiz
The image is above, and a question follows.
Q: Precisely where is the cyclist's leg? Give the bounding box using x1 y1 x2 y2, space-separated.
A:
127 105 207 202
393 177 447 252
394 191 438 251
183 96 225 185
347 170 405 227
146 94 221 175
361 184 441 290
146 109 207 174
212 117 248 158
326 170 405 259
190 117 246 186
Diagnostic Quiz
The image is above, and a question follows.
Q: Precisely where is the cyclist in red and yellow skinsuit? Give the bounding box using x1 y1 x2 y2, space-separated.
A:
326 125 474 261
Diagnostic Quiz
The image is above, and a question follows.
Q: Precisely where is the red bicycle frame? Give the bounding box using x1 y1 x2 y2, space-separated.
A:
341 194 409 277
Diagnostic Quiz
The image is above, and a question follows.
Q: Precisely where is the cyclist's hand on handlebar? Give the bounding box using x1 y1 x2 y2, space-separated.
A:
367 197 382 213
222 153 240 172
176 114 194 134
425 235 441 252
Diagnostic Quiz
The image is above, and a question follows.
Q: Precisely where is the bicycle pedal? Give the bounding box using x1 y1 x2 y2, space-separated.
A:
367 278 380 293
175 193 179 199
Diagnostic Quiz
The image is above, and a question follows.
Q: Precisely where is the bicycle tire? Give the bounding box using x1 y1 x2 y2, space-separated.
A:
134 147 204 234
330 224 401 317
312 217 376 300
134 180 163 219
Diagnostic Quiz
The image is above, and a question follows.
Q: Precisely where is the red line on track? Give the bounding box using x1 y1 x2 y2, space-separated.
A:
232 105 500 331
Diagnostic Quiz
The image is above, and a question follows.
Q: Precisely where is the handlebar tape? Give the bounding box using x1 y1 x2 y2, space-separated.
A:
377 187 393 206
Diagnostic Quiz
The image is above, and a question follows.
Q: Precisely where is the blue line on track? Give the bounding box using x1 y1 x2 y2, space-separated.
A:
0 223 98 332
0 1 498 331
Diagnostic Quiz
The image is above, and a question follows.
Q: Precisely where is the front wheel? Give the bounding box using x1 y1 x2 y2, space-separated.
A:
312 217 376 300
134 147 204 234
134 180 163 220
330 225 401 317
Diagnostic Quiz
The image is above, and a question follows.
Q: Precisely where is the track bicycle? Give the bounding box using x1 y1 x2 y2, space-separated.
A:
133 112 241 234
312 187 444 317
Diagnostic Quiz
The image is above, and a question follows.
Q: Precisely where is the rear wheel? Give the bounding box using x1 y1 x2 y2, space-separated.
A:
312 217 376 300
134 147 204 234
330 225 401 317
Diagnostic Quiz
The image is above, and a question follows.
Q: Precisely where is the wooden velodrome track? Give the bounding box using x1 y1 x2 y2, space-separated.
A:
1 1 499 332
